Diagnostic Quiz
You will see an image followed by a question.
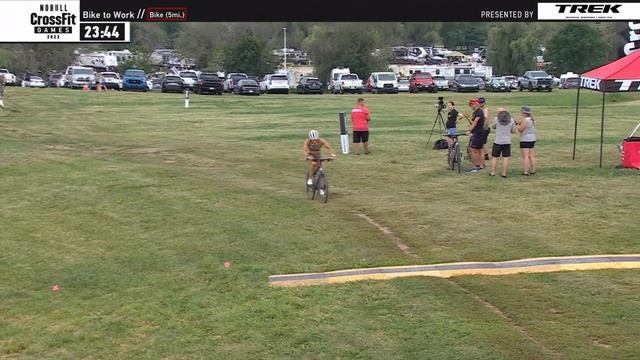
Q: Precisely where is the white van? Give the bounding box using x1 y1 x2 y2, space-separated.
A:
64 66 95 89
368 72 398 94
329 67 351 93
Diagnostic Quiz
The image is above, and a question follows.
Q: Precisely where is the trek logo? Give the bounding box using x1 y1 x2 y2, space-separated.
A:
538 2 640 20
580 77 640 92
581 77 601 91
555 4 620 13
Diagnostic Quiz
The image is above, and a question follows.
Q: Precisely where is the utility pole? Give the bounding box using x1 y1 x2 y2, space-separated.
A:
283 27 287 73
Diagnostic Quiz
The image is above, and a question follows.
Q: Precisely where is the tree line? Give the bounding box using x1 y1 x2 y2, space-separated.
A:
0 22 617 81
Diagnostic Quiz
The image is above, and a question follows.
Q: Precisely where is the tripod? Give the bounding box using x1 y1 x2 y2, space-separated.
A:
426 107 447 148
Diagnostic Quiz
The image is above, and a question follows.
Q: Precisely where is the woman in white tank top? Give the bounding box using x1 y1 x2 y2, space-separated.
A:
517 106 537 175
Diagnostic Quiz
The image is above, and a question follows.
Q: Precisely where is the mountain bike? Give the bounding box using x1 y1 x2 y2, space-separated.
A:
306 157 333 203
446 133 467 173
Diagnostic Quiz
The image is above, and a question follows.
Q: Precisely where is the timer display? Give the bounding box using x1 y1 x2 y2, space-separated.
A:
79 22 125 41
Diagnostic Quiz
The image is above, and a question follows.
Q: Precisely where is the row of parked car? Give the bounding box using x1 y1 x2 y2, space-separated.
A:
3 65 580 96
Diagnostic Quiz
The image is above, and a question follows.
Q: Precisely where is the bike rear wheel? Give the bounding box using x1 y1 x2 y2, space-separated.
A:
448 143 456 171
315 172 329 203
454 142 462 173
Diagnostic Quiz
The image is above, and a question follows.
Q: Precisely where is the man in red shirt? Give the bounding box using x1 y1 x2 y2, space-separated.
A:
351 98 371 155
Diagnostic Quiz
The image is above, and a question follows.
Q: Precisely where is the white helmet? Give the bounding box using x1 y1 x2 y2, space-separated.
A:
308 129 319 140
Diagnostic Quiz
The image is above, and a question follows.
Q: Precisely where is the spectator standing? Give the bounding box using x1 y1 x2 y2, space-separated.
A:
445 101 462 149
517 106 537 175
351 97 371 155
479 98 491 166
490 108 517 177
466 99 485 172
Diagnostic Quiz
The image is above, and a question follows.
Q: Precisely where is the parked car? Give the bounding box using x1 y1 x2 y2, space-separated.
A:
328 67 351 93
363 78 372 92
297 76 323 94
0 68 17 85
47 72 63 87
122 68 148 91
559 77 580 89
368 72 399 94
333 73 363 94
64 66 95 89
518 70 553 92
25 76 46 88
260 74 289 94
451 75 480 92
397 78 410 92
224 72 248 92
476 77 486 90
409 72 437 93
486 77 511 92
97 72 121 90
195 72 224 95
504 75 519 90
247 75 261 87
233 79 260 95
161 75 184 93
548 73 561 86
432 75 450 91
178 70 198 90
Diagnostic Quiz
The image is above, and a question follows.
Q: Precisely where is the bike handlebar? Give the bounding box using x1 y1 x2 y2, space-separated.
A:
306 157 335 161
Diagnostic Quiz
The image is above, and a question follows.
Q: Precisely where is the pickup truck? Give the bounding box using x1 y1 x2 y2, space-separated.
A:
0 68 17 85
333 73 363 94
224 72 248 93
195 72 224 95
518 71 553 92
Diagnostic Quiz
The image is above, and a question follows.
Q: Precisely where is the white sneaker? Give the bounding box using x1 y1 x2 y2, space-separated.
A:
307 179 313 185
319 190 325 196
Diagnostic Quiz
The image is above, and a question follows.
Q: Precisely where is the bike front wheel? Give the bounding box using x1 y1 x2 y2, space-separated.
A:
307 174 316 199
315 172 329 203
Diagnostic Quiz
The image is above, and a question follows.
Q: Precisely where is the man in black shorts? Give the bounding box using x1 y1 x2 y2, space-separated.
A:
466 99 485 173
351 98 371 155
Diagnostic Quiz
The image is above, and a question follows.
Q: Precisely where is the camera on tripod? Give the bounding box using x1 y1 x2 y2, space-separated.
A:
427 97 447 147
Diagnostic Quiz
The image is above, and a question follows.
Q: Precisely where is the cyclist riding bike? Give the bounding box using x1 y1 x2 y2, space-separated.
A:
304 129 336 185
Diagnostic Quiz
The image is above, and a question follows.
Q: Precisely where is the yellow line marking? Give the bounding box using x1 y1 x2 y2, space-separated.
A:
269 254 640 287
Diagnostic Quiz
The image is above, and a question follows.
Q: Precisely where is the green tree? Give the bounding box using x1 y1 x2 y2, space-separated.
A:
131 23 169 53
117 48 151 73
175 23 226 69
0 48 18 70
306 23 385 82
546 23 608 74
487 23 536 75
223 32 277 76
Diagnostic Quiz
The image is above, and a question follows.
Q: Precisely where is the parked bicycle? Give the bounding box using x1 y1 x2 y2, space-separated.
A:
306 157 333 203
446 133 468 173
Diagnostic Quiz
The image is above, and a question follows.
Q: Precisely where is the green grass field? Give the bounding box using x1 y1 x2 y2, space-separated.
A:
1 87 639 359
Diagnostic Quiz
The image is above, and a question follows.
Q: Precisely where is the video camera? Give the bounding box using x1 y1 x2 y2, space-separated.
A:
434 96 445 111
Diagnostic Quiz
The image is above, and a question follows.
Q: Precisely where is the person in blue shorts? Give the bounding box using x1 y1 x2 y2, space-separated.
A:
445 101 463 149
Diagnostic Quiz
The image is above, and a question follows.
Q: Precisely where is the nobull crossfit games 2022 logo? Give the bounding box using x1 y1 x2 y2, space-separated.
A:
31 2 77 35
0 0 81 42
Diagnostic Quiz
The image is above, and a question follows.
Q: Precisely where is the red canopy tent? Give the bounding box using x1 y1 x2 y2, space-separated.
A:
572 50 640 167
